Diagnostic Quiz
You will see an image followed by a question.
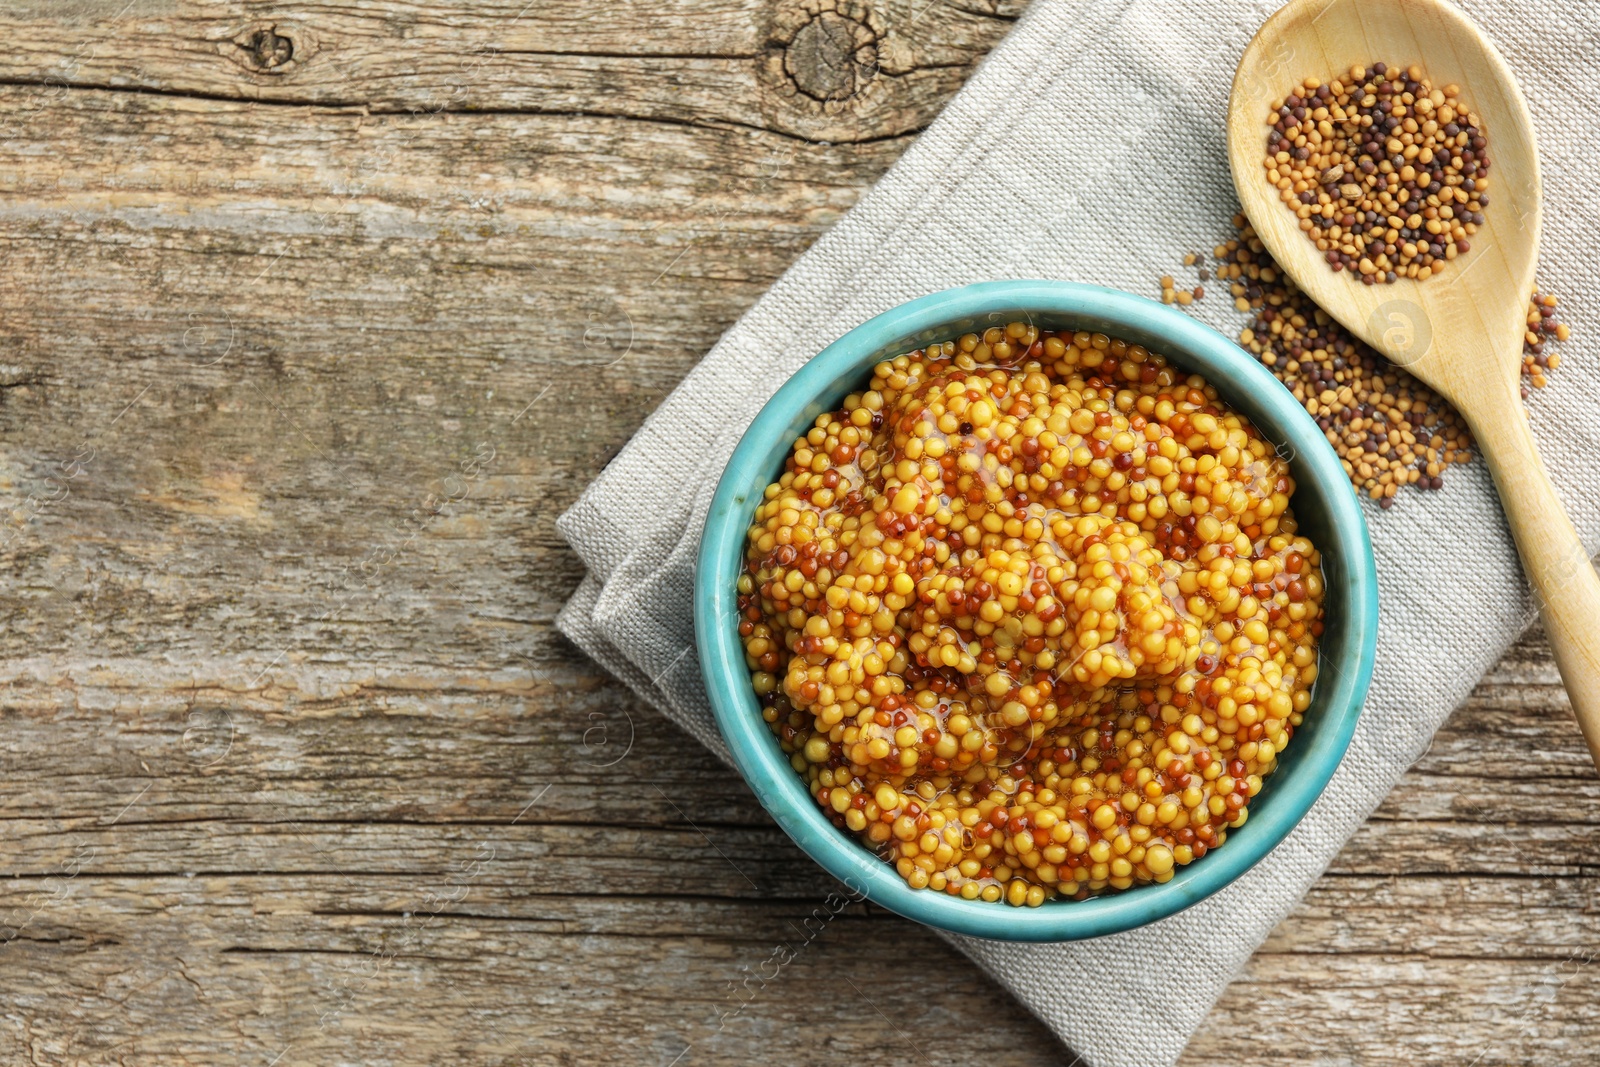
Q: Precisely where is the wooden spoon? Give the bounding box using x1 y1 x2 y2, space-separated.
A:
1228 0 1600 767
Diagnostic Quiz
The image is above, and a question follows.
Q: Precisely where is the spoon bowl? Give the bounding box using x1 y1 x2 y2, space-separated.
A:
1228 0 1540 392
1228 0 1600 770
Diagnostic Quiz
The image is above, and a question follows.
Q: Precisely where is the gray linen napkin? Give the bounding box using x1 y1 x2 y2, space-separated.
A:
556 1 1600 1062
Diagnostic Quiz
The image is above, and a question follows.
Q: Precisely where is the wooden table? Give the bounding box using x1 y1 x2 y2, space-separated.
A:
2 3 1595 1063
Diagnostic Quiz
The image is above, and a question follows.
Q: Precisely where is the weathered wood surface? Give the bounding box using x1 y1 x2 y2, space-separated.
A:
0 2 1595 1065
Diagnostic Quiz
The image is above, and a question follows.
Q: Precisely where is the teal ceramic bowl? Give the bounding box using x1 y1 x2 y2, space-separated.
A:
695 280 1376 941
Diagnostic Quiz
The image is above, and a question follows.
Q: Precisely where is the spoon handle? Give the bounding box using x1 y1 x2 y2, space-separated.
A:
1469 388 1600 769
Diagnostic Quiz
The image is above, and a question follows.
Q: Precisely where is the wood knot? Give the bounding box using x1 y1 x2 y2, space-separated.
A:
769 1 886 107
235 24 294 72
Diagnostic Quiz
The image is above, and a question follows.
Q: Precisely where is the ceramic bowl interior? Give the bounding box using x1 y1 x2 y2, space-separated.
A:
695 280 1377 941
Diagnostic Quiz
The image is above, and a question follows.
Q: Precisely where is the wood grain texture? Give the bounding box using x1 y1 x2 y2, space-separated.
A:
0 2 1596 1065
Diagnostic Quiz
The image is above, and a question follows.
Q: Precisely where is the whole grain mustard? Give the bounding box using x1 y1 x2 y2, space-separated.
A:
738 323 1326 905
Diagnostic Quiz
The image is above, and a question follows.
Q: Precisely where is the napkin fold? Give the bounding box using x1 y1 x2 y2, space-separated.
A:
557 1 1600 1062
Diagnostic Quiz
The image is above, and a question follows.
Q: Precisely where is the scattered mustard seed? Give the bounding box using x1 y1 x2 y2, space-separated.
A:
1161 215 1571 509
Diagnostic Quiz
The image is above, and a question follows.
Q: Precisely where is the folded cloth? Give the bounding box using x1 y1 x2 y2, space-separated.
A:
557 1 1600 1062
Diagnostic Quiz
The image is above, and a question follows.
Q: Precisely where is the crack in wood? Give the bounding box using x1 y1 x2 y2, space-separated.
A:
0 77 929 144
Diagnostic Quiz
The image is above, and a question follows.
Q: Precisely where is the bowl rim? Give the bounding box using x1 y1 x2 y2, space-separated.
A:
694 279 1377 941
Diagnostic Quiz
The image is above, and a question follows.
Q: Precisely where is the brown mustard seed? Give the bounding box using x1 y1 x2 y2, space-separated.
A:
1160 215 1571 508
1264 61 1490 285
740 326 1326 903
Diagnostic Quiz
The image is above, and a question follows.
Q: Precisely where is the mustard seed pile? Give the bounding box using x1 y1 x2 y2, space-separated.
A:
1266 62 1488 284
1161 217 1572 507
738 325 1327 904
